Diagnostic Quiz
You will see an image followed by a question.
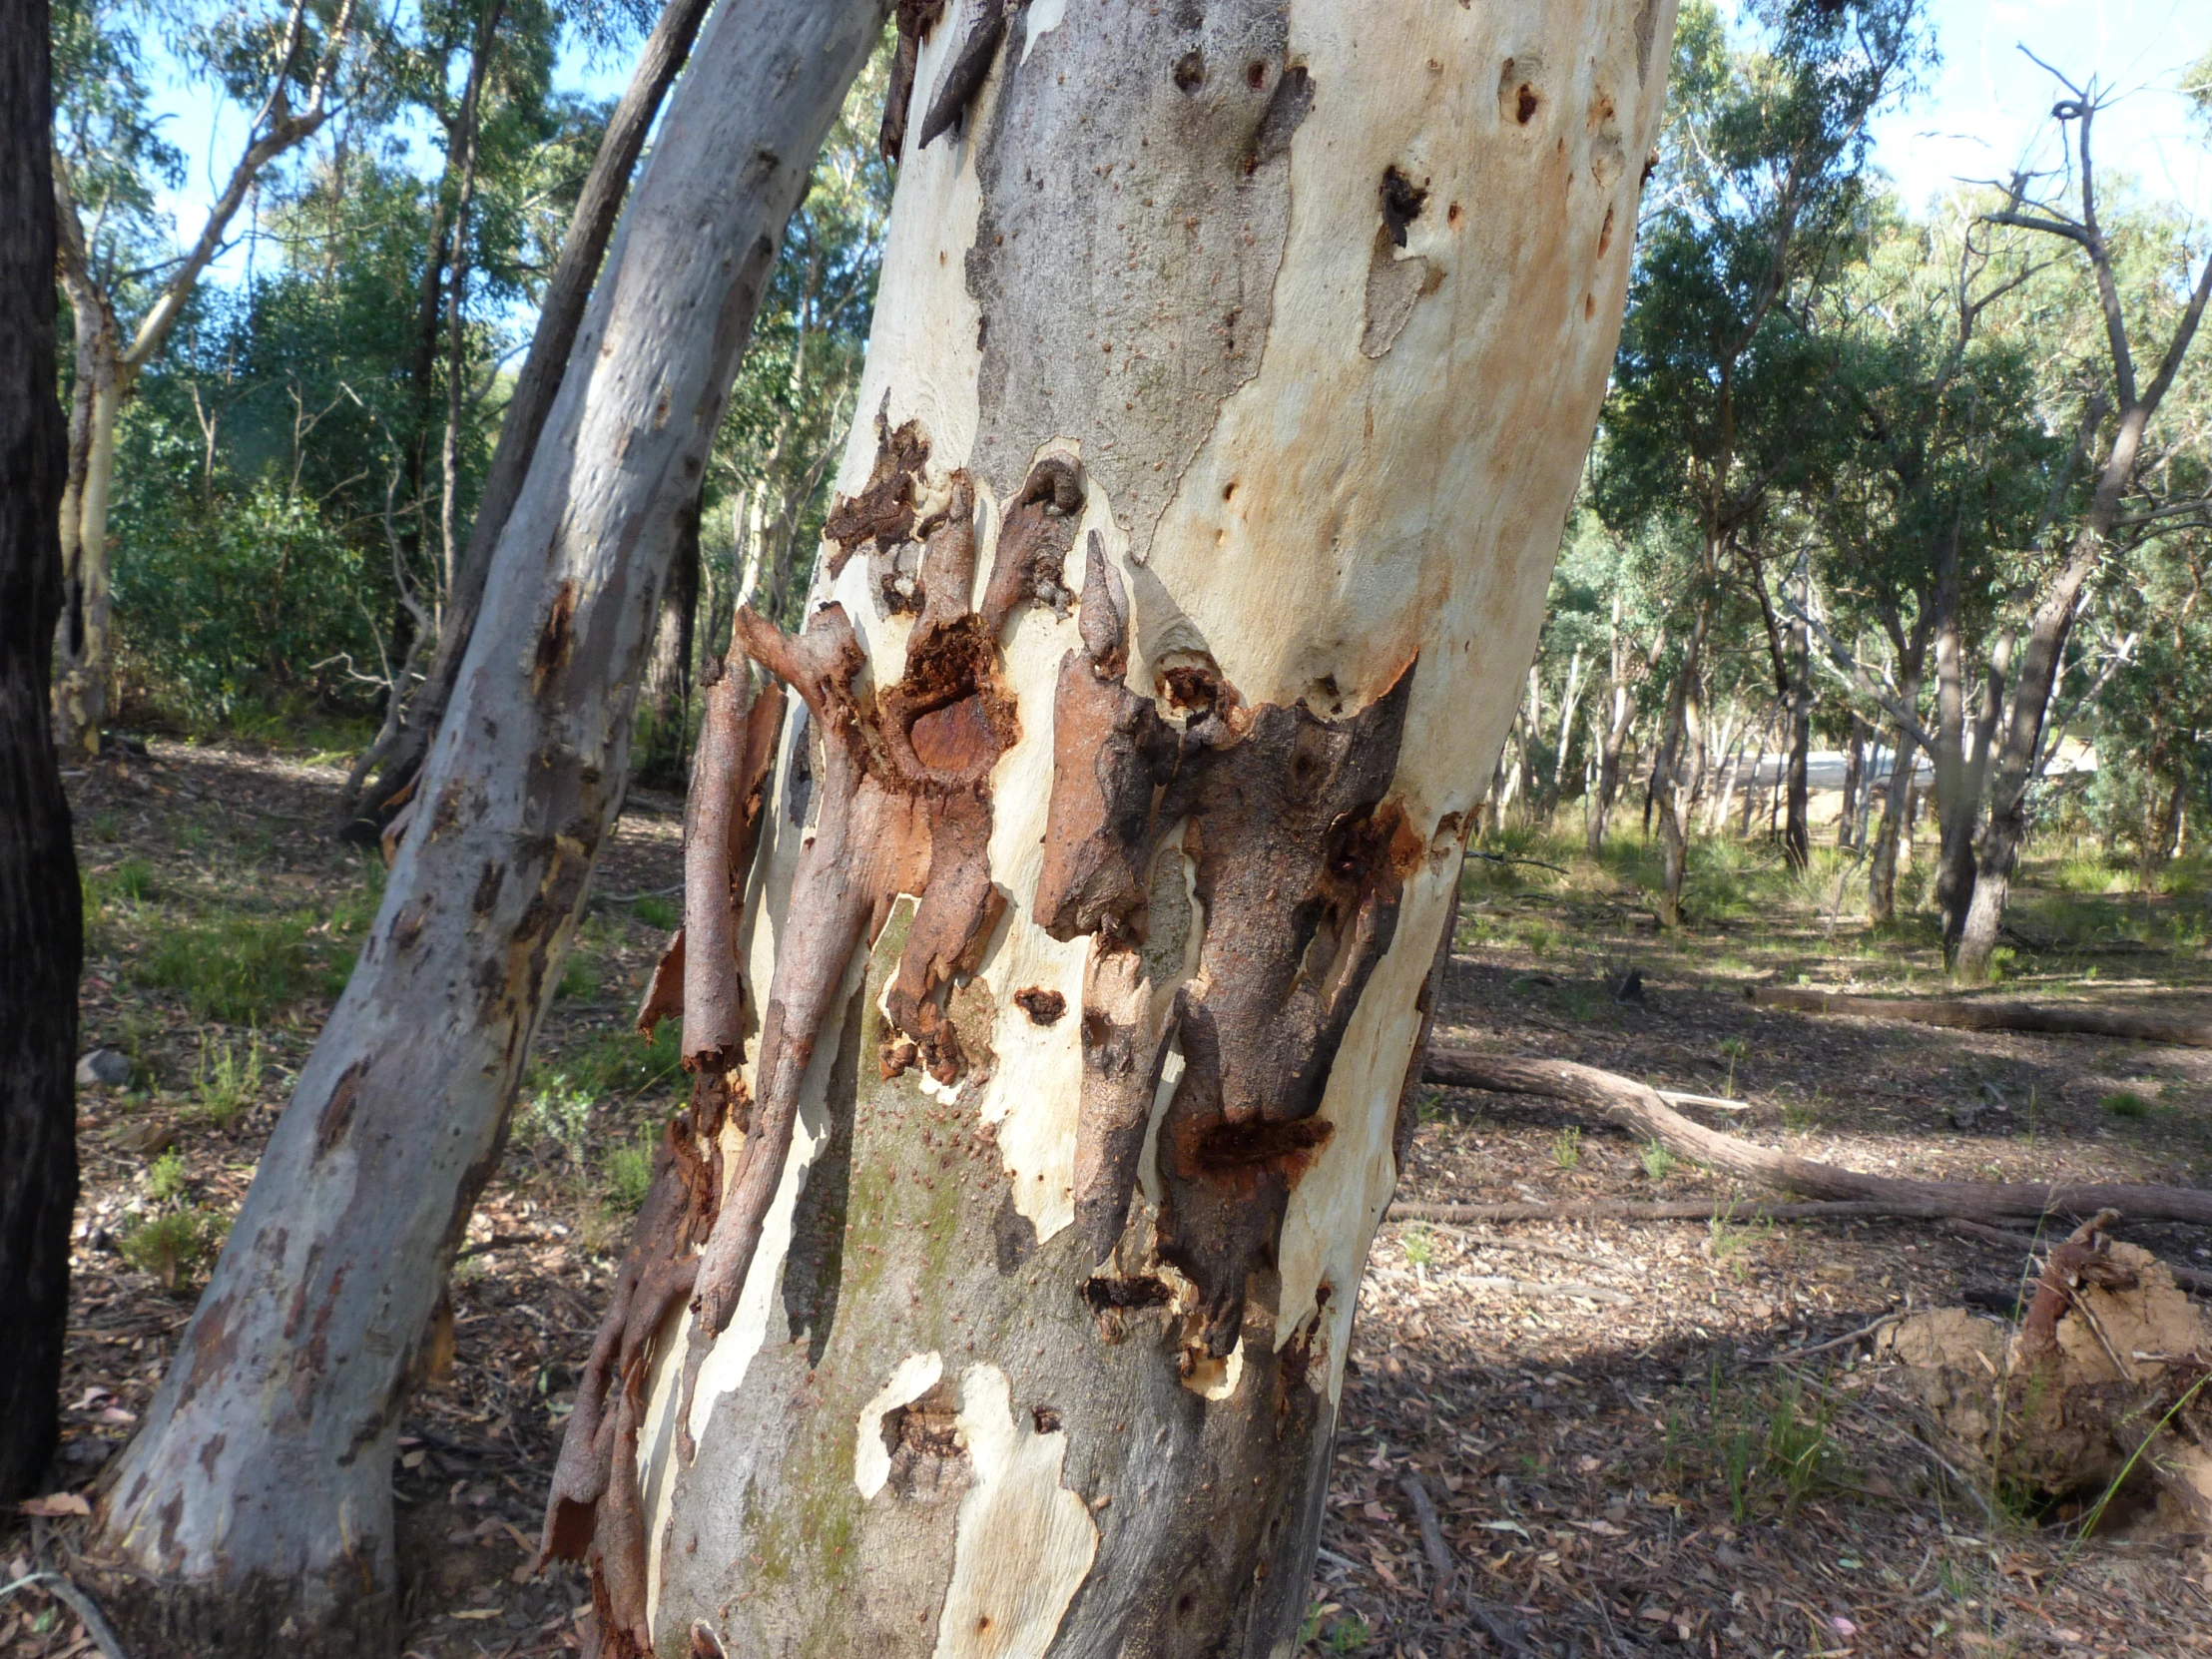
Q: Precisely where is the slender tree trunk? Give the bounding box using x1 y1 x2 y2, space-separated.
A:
1585 607 1653 854
53 320 123 755
0 0 80 1500
1656 592 1709 926
547 5 1675 1653
641 484 703 783
1548 644 1584 813
336 0 732 833
1867 662 1924 926
437 0 507 599
87 8 886 1653
1837 719 1863 848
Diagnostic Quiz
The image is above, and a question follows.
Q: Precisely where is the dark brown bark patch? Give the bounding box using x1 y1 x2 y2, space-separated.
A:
914 0 1006 151
312 1060 368 1162
877 0 947 163
881 1378 968 1502
1013 986 1065 1024
823 410 929 576
531 579 577 696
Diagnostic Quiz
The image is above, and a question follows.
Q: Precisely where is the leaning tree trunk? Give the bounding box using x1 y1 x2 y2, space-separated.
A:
545 4 1677 1654
1655 594 1709 926
335 0 732 835
86 6 886 1655
0 0 81 1501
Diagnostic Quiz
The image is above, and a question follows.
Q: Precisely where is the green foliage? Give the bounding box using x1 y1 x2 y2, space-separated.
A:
1552 1126 1583 1169
2100 1091 2152 1120
146 1151 188 1202
120 1208 226 1290
1401 1225 1433 1268
193 1029 266 1128
1641 1140 1678 1181
603 1129 658 1214
633 893 679 932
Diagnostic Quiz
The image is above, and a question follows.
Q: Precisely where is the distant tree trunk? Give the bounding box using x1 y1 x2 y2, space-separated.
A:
1544 645 1583 816
543 5 1677 1653
1657 592 1711 926
335 0 733 834
1837 719 1863 848
1585 601 1655 854
1953 101 2212 980
0 0 80 1501
641 484 703 784
87 8 885 1654
1866 655 1925 925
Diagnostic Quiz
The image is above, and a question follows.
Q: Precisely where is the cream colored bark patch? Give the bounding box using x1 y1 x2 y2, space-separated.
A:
931 1365 1097 1659
855 1352 946 1500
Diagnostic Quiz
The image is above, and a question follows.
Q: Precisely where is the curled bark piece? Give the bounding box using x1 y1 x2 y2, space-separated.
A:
541 1117 716 1587
877 0 947 163
915 0 1007 151
1750 984 2212 1049
822 410 930 577
979 453 1083 630
1422 1046 2212 1226
695 464 1065 1341
1034 535 1177 941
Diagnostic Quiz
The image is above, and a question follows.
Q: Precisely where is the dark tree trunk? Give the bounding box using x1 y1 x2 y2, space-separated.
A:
1837 720 1863 848
0 0 82 1502
640 483 703 784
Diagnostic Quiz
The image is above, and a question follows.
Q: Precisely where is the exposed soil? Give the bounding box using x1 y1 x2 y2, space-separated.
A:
6 741 2210 1658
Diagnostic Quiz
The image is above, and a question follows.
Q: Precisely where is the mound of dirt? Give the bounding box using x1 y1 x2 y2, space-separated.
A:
1880 1223 2212 1542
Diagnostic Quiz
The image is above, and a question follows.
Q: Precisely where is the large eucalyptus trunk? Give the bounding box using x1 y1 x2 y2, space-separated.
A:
0 0 81 1501
543 3 1675 1655
86 7 885 1654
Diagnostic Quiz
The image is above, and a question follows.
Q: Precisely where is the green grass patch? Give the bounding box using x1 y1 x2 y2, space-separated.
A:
2100 1090 2152 1120
137 908 342 1022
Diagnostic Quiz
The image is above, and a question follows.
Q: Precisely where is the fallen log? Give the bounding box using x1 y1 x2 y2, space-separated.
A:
1386 1198 1911 1224
1747 984 2212 1048
1418 1046 2212 1227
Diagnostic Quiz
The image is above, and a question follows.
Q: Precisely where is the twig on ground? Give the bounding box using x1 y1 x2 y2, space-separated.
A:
1465 849 1570 875
1449 1273 1630 1306
1655 1090 1752 1113
0 1572 131 1659
1464 1593 1540 1658
1753 1312 1906 1365
1398 1473 1455 1613
1403 1221 1623 1273
455 1232 550 1260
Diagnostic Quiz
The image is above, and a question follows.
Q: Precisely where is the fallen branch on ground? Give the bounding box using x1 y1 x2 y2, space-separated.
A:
1398 1473 1455 1615
1446 1274 1629 1306
1388 1198 1920 1224
1465 848 1569 874
1944 1216 2212 1296
1418 1046 2212 1226
1748 984 2212 1048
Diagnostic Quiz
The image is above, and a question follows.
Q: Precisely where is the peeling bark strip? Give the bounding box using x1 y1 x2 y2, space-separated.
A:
1036 535 1422 1358
614 2 1678 1653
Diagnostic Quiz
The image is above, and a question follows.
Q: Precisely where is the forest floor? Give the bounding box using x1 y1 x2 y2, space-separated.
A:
7 740 2212 1658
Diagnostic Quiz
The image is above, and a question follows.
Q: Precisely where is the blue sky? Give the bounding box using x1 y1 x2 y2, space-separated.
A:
131 1 2212 296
